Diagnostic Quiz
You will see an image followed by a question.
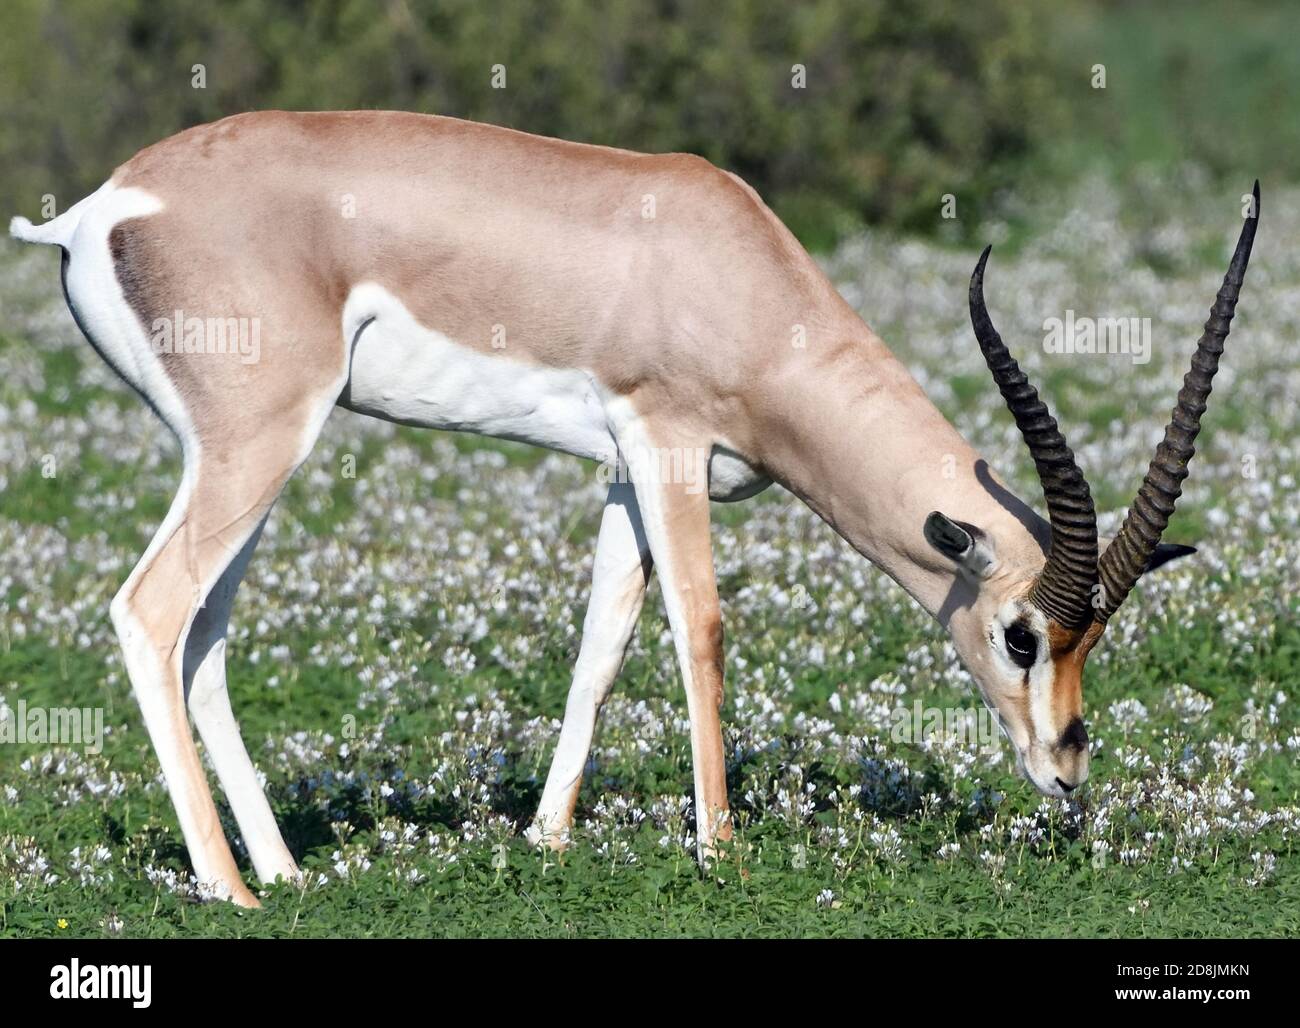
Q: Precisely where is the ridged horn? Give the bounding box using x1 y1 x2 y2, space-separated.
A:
970 247 1099 629
1096 181 1260 622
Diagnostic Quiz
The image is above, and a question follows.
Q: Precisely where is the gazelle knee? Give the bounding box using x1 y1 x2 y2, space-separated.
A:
109 584 143 648
182 590 229 699
110 574 196 685
690 612 726 705
185 638 229 715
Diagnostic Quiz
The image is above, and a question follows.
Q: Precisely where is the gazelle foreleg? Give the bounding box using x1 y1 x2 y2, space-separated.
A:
528 481 653 849
612 408 731 865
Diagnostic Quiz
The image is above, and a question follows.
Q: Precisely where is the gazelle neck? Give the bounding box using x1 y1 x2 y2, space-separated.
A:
754 322 1051 625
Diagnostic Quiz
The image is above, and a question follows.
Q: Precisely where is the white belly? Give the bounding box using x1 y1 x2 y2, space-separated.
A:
338 282 771 502
340 283 619 464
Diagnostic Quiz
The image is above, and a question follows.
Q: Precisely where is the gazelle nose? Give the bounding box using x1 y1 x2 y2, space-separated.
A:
1055 777 1077 794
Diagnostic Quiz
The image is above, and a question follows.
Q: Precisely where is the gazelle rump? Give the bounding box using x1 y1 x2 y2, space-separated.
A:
10 111 1256 906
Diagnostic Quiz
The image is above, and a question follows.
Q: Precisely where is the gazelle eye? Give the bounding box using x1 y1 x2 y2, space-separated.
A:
1003 624 1038 669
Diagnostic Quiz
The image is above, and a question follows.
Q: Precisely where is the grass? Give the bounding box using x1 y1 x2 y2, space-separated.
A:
0 170 1297 938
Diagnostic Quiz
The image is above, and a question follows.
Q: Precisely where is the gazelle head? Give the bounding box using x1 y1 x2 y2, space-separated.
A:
924 183 1259 798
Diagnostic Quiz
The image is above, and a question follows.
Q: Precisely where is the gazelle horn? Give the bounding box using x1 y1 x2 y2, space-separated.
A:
1096 182 1260 622
970 247 1099 629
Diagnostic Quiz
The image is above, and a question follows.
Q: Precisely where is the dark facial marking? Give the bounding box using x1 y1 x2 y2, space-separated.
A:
1058 716 1088 753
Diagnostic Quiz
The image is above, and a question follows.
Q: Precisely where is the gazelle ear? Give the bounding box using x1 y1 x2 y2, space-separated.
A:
924 511 997 578
1146 542 1196 572
1099 536 1196 574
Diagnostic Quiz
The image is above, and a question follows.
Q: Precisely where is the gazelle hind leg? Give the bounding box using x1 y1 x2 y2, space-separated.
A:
184 518 299 885
113 422 330 906
611 407 731 865
59 184 351 902
112 458 258 906
528 482 653 849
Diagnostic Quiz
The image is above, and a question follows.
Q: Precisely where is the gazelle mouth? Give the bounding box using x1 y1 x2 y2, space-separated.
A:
1025 770 1077 799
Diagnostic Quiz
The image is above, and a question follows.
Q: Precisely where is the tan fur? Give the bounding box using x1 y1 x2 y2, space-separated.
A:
108 112 1052 597
619 415 733 856
1047 620 1104 727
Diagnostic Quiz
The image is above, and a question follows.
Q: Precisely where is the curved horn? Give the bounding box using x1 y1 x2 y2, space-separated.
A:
970 247 1099 629
1096 181 1260 622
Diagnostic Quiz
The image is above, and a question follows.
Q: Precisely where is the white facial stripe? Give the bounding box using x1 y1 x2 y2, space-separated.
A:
1026 651 1056 746
991 600 1054 746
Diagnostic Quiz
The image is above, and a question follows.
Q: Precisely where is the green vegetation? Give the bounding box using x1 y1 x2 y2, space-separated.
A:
6 2 1297 248
2 167 1297 936
0 0 1045 247
0 0 1296 940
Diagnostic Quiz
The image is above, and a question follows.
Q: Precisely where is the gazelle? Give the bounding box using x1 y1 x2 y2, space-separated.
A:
11 112 1256 907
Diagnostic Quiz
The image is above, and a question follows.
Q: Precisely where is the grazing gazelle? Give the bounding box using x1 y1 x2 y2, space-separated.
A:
11 112 1256 906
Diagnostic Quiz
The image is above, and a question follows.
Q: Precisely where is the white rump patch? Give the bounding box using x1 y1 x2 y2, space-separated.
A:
62 184 175 410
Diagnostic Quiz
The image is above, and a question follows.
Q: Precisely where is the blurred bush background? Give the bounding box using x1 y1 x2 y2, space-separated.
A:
0 0 1292 249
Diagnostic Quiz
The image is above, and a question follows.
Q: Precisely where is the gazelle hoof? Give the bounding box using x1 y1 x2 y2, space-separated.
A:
524 821 570 852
